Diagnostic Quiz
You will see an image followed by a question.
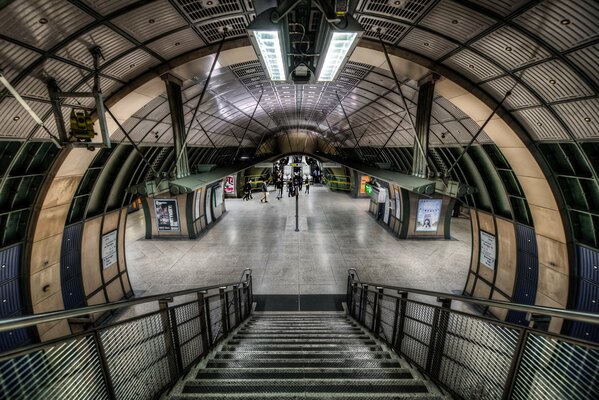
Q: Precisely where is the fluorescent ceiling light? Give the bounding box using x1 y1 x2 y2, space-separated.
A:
318 32 358 82
253 30 286 81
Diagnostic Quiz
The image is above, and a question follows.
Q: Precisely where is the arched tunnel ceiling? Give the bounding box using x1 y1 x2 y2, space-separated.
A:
0 0 597 148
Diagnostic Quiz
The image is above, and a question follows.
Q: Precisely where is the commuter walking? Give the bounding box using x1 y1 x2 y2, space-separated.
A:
260 181 269 203
304 178 310 194
243 179 252 201
276 179 284 200
287 179 294 197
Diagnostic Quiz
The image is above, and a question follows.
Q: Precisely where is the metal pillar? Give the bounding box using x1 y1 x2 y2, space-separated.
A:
233 89 263 163
91 47 111 148
412 74 438 178
163 73 190 178
295 187 299 232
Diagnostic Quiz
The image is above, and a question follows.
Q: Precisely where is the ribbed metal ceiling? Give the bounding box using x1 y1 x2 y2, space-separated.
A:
0 0 597 148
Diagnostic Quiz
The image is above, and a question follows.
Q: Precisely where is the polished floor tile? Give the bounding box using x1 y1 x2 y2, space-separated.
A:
125 186 471 298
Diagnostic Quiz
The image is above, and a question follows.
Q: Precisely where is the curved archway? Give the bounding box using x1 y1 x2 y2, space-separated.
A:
24 40 571 340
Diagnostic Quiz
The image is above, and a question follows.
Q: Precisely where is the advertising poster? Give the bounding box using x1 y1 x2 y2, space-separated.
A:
224 175 236 196
154 199 180 232
395 189 401 219
415 199 442 232
194 189 202 220
101 230 117 269
360 176 369 193
480 231 497 270
214 183 223 207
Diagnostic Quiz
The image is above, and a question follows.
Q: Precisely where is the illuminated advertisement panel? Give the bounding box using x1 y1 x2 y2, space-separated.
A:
360 175 369 193
224 175 236 195
415 199 442 232
154 199 180 232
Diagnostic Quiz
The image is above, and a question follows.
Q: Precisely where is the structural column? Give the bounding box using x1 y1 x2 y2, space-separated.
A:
412 74 438 178
162 73 190 178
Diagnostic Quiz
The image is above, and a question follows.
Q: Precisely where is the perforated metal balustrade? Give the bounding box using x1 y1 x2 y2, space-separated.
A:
347 270 599 400
0 270 253 400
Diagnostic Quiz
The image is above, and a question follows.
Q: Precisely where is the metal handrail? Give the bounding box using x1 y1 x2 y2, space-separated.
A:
0 271 252 333
348 270 599 325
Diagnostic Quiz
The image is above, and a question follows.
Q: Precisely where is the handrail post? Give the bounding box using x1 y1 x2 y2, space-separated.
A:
346 273 352 309
502 329 530 399
233 284 240 328
159 298 181 380
242 282 250 318
197 291 210 355
219 287 229 336
248 273 254 307
205 295 213 345
351 282 358 317
373 287 384 334
360 285 369 323
92 330 117 400
427 297 451 379
394 291 408 353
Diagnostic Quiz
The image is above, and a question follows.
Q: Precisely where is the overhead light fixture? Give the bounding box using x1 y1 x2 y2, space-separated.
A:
315 15 363 82
247 8 288 82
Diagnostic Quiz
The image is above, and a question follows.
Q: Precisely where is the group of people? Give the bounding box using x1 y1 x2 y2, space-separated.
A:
242 174 312 203
279 174 310 199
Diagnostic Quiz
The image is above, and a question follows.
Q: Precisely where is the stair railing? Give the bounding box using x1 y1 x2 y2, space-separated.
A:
0 269 253 400
347 270 599 400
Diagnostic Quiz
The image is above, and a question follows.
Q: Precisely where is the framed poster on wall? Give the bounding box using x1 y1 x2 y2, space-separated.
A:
214 183 223 207
395 189 401 219
205 187 213 225
415 199 442 232
154 199 180 232
224 175 236 196
194 189 202 220
479 231 496 270
101 230 117 269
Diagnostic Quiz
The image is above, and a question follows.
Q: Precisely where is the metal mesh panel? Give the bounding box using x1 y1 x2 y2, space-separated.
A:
99 313 172 400
402 301 434 368
378 295 397 343
227 291 237 330
512 333 599 400
174 301 204 369
363 291 376 328
208 295 224 343
0 335 110 400
439 313 520 399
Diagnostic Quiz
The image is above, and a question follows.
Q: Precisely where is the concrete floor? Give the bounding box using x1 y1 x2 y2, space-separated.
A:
125 186 471 298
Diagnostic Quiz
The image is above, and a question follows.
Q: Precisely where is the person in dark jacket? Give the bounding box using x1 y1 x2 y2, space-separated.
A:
243 179 252 201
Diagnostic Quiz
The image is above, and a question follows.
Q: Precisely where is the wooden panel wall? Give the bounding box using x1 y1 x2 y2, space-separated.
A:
27 147 98 341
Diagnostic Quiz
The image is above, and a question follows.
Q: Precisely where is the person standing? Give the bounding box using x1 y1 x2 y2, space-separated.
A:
304 177 310 194
276 179 283 200
260 181 269 203
287 178 294 197
243 179 252 201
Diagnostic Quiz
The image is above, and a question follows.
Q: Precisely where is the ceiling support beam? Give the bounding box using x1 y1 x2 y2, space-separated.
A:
233 89 263 164
335 91 363 160
105 107 159 178
412 74 439 178
163 73 190 178
445 90 512 177
378 32 432 176
175 31 226 170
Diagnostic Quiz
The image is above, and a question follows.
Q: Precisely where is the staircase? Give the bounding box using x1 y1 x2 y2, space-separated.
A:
167 312 448 399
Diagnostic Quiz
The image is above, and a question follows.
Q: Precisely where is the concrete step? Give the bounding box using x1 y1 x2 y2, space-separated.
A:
180 380 436 395
194 368 415 381
227 338 377 344
221 344 383 352
205 360 404 369
212 351 392 360
171 396 446 399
